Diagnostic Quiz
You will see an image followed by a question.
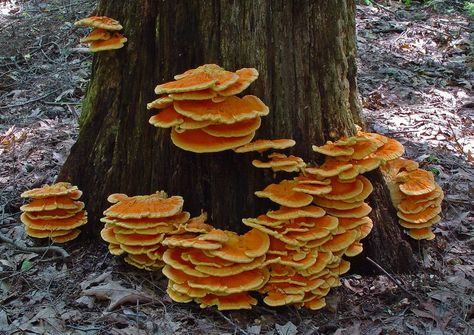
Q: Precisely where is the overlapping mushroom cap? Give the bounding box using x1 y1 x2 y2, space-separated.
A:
381 158 443 241
20 182 87 243
100 191 190 270
148 65 268 153
75 16 126 52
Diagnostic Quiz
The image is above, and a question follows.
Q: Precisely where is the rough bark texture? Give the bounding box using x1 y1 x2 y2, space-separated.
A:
59 0 415 272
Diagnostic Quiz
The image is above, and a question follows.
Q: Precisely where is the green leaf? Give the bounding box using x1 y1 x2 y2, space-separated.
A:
20 260 33 271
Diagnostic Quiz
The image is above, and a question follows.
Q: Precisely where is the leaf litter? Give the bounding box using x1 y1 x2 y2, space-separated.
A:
0 0 473 334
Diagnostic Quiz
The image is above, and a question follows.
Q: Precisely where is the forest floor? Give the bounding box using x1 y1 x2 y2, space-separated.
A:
0 0 473 334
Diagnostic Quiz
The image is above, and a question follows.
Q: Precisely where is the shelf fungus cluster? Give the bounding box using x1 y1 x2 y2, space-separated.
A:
148 64 269 153
20 182 87 243
381 158 444 240
100 191 189 270
161 220 271 310
244 171 373 309
74 16 127 52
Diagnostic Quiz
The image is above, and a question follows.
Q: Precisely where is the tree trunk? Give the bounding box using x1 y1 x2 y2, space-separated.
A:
59 0 415 272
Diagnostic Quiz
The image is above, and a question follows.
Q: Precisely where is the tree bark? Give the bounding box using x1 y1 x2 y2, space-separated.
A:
59 0 415 272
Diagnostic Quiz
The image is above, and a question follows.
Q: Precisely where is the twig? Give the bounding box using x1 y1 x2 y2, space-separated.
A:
371 1 397 15
0 232 70 261
215 310 249 335
365 257 419 300
43 101 82 106
0 89 59 110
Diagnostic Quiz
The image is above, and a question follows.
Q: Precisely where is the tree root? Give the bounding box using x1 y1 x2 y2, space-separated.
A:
0 232 70 261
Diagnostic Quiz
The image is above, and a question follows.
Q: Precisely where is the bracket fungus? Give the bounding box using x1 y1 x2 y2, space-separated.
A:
148 64 267 153
381 158 443 240
20 182 87 243
75 16 126 52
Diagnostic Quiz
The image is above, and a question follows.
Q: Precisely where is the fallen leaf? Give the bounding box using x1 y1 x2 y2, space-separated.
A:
275 321 297 335
82 280 153 311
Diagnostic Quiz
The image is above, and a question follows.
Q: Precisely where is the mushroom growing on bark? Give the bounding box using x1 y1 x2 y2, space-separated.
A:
148 64 268 153
75 16 126 52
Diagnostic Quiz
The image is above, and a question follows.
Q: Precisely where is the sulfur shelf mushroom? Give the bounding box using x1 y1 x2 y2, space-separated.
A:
89 33 127 52
20 183 87 243
74 16 123 30
234 139 296 153
252 153 306 173
170 128 255 153
79 28 111 43
255 180 314 208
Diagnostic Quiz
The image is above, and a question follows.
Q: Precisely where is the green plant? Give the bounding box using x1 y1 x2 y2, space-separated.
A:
465 1 474 16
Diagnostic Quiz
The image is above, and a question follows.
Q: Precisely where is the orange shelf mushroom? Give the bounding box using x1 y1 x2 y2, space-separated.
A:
75 16 127 52
381 158 443 240
20 182 87 243
100 191 191 270
148 64 268 153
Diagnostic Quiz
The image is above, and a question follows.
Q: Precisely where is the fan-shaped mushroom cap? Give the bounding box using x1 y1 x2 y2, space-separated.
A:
195 255 265 277
397 205 441 223
303 296 326 310
338 216 373 230
342 176 374 202
100 225 118 244
398 197 442 214
398 215 441 229
113 224 174 235
187 268 270 294
263 291 305 306
166 286 193 303
292 183 333 196
115 232 165 246
370 138 405 161
74 16 123 30
171 128 255 153
304 159 353 178
89 33 127 52
103 193 184 219
252 154 305 170
325 203 372 218
380 158 419 180
173 95 268 124
156 64 239 94
202 117 261 137
162 248 207 277
21 211 87 230
246 214 285 227
322 177 364 200
21 182 81 199
24 227 73 238
255 180 314 208
327 259 351 275
51 229 81 243
24 205 84 219
79 28 111 43
217 68 259 96
312 196 364 210
320 230 359 252
345 241 364 257
234 139 296 153
396 169 436 195
267 205 326 220
408 227 435 240
20 196 82 212
119 243 164 256
346 138 384 160
208 229 270 263
147 96 173 110
293 175 331 185
108 243 124 256
198 292 258 310
149 106 186 128
338 157 383 180
169 89 218 101
312 142 354 157
162 233 222 250
124 253 159 268
102 211 190 229
182 249 233 267
299 252 333 276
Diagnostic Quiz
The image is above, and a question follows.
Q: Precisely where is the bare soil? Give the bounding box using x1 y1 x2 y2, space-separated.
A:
0 0 473 334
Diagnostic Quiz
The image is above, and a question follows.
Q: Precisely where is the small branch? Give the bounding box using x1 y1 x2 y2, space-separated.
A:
0 232 70 261
0 90 59 110
215 311 249 335
365 257 419 300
